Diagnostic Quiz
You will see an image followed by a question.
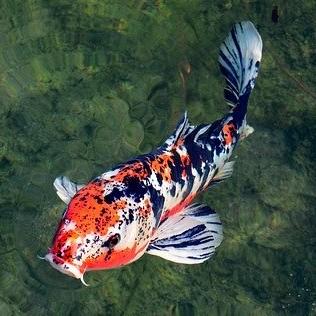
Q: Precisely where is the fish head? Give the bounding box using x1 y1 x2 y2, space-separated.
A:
45 180 154 282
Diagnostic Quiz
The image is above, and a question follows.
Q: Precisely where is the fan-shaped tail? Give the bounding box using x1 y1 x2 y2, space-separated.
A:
219 21 263 111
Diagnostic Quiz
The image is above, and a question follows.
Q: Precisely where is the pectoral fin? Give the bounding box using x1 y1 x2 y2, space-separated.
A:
147 203 223 264
53 176 84 204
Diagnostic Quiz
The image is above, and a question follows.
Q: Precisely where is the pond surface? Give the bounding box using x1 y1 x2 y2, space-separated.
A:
0 1 315 315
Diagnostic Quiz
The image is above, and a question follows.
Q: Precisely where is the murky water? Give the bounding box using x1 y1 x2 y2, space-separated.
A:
0 1 315 315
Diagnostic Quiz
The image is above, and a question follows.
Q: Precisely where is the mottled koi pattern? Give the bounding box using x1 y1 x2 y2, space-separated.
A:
43 21 262 283
47 112 243 275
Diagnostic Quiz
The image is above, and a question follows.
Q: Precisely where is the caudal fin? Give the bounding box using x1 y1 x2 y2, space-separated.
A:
219 21 262 110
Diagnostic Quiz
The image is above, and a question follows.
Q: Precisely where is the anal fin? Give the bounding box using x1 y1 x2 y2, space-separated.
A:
147 204 223 264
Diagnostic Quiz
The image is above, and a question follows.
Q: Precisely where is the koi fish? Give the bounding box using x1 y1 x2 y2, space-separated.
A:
43 21 262 285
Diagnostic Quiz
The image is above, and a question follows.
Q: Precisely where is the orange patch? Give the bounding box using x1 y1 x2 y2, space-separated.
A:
66 182 125 236
139 198 152 218
51 228 80 256
222 123 236 145
84 243 148 270
160 192 196 223
180 154 191 177
112 162 148 182
150 154 173 182
174 137 185 147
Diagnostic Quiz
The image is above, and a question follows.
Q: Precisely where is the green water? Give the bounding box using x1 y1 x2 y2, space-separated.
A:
0 1 315 315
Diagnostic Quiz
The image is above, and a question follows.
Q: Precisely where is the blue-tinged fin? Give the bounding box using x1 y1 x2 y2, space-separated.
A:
53 176 84 204
147 203 223 264
219 21 262 110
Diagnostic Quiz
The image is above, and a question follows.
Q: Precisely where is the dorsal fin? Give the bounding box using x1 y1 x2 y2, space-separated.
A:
163 112 194 150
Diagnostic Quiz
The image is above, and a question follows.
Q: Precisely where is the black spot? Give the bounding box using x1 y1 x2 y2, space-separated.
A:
94 195 104 204
155 172 163 186
104 187 123 203
128 209 134 223
123 176 147 203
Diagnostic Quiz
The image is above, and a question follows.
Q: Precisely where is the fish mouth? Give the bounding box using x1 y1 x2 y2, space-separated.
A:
44 253 89 286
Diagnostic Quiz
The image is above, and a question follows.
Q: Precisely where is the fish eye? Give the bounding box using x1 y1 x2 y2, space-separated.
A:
107 233 121 248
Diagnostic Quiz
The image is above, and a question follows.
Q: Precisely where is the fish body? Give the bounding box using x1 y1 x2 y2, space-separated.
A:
44 21 262 283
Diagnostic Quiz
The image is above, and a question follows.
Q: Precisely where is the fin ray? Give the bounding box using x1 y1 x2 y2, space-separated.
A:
147 203 223 264
53 176 84 204
219 21 262 109
207 161 235 188
163 112 194 150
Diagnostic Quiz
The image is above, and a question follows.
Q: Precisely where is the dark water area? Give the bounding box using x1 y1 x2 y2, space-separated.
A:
0 1 315 315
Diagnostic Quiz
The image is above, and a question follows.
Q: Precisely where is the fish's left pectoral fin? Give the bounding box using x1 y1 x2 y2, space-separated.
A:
147 204 223 264
53 176 84 204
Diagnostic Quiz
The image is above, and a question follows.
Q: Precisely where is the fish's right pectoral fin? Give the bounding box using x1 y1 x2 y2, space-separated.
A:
147 203 223 264
206 161 235 189
240 124 254 140
53 176 84 204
